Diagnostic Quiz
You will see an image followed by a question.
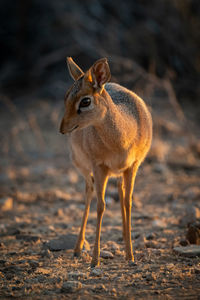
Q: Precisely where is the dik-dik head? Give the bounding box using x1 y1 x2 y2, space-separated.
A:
60 57 111 134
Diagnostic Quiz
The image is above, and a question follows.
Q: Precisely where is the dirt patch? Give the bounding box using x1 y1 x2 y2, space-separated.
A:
0 90 200 299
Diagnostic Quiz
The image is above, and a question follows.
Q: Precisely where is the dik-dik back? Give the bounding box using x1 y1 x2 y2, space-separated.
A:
60 57 152 267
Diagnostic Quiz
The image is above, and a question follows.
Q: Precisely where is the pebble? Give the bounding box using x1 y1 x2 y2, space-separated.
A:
183 186 200 200
174 245 200 257
29 260 39 269
100 250 114 259
90 268 102 276
92 284 106 292
15 234 40 243
153 163 168 174
40 249 53 258
68 271 87 280
146 232 156 240
106 241 120 251
46 233 90 251
145 241 159 249
0 197 13 211
61 281 82 293
152 219 166 228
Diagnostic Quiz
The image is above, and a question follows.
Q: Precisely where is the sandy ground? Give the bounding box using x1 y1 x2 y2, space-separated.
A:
0 96 200 299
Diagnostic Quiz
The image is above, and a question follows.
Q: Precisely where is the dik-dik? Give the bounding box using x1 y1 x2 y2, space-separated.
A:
60 57 152 267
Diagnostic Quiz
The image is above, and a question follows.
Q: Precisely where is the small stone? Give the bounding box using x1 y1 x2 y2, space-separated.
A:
0 197 13 211
152 219 166 228
128 261 137 267
92 284 106 292
68 271 87 280
153 163 167 174
179 239 189 246
6 226 20 236
132 232 140 239
174 245 200 257
90 268 102 276
61 281 82 293
146 232 156 240
46 234 90 251
166 263 174 270
40 249 52 258
106 241 120 251
100 250 114 259
183 187 200 200
145 241 159 249
29 260 39 269
16 234 40 243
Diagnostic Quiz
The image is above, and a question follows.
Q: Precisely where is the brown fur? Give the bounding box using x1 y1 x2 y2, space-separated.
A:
60 57 152 267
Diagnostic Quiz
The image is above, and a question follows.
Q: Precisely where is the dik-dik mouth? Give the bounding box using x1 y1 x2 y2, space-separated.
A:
60 124 79 134
67 125 79 134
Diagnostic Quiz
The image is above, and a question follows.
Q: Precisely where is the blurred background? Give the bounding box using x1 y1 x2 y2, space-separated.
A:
0 0 200 195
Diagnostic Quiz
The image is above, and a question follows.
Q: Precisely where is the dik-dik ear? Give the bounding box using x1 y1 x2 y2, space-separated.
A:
67 57 84 81
91 58 111 89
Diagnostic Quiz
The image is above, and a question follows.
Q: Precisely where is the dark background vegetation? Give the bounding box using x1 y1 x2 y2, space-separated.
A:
1 0 200 104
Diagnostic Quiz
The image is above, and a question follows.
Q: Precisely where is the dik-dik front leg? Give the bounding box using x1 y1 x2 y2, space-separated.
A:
74 175 94 257
123 162 139 263
118 177 127 243
91 165 109 268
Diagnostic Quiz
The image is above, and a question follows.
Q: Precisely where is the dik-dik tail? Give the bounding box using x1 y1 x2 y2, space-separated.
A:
60 57 152 267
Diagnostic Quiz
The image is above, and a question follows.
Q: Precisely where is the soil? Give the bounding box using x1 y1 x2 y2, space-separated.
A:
0 95 200 299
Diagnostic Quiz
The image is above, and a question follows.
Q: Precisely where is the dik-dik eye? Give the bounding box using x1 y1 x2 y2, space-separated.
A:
77 96 94 114
79 97 91 108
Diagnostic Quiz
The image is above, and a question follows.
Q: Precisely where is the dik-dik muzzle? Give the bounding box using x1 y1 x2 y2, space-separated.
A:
59 118 79 134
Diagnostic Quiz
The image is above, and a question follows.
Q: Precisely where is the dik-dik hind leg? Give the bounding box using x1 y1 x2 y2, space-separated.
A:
123 162 139 263
91 165 109 268
118 177 127 243
74 175 94 257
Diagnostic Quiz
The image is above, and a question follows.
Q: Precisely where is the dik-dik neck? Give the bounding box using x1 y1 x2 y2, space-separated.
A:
94 91 138 151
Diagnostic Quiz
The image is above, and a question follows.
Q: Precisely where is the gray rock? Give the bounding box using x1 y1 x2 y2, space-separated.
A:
174 245 200 257
6 226 20 236
100 250 114 259
68 271 88 280
152 219 166 228
46 233 90 251
90 268 102 276
146 232 156 240
16 234 40 243
61 281 82 293
40 249 53 258
106 241 120 251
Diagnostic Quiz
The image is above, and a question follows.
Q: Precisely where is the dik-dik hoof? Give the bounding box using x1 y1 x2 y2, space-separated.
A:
90 260 100 268
128 260 137 267
74 251 81 258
